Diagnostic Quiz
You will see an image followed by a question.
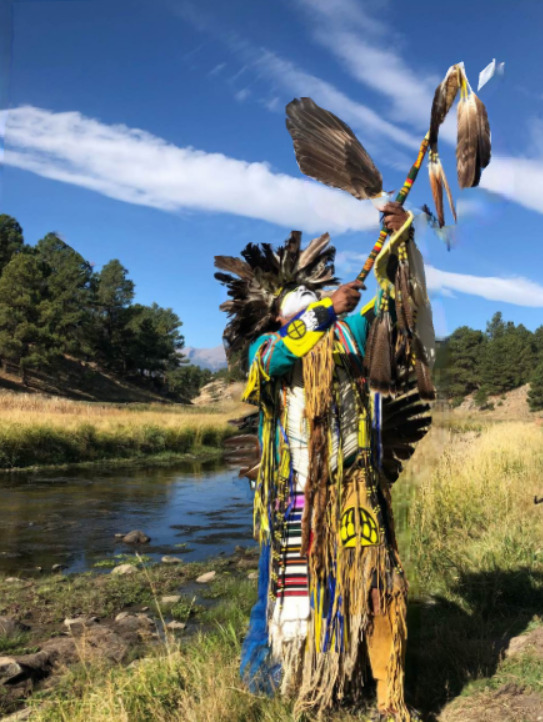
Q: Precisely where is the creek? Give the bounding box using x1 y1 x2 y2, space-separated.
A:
0 461 255 575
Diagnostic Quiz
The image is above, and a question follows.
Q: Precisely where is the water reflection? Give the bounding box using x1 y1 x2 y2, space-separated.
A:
0 461 255 575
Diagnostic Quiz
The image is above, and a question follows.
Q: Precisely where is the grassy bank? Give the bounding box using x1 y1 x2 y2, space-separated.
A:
0 392 248 469
2 419 543 720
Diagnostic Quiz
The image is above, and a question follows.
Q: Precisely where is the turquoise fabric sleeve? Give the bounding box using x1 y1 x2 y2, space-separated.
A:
344 312 369 357
248 333 298 378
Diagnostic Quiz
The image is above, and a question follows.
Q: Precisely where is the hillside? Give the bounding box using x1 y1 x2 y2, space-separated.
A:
452 383 540 421
0 356 169 404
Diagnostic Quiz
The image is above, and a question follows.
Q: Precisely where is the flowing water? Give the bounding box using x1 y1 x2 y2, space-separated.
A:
0 461 256 576
0 456 422 578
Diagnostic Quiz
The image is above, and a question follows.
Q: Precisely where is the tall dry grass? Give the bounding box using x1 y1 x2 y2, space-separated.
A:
410 421 543 597
0 391 249 469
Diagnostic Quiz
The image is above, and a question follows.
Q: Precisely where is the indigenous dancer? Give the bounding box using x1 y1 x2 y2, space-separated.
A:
215 203 433 721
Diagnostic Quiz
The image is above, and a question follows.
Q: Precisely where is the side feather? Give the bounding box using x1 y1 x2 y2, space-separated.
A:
286 97 383 200
429 63 463 152
457 90 491 189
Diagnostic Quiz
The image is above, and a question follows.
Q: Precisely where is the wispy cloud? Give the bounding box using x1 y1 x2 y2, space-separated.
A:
336 250 543 307
425 266 543 307
251 49 420 152
295 0 439 131
479 156 543 216
167 1 420 156
2 105 380 234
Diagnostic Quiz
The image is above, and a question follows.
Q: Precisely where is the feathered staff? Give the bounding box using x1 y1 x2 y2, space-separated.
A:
285 62 492 400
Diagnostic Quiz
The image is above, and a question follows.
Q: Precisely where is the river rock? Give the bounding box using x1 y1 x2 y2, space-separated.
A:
161 555 182 565
2 708 34 720
114 613 154 632
196 571 216 584
111 564 137 576
122 530 150 544
239 556 257 570
160 595 181 605
64 616 98 631
0 617 29 638
166 621 186 631
2 707 34 720
51 564 66 572
0 656 23 681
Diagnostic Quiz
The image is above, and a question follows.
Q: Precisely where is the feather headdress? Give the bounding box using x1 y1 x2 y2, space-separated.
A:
215 231 338 366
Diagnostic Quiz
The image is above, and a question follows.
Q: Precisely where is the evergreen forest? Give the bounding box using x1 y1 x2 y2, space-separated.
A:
0 215 212 400
436 312 543 411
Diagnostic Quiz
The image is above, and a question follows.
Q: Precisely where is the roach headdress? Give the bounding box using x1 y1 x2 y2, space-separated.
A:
215 231 338 364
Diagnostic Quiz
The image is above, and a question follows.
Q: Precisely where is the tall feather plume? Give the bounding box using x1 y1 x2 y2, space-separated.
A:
428 64 462 227
366 311 394 395
429 64 463 151
457 83 491 188
285 97 383 200
428 155 457 227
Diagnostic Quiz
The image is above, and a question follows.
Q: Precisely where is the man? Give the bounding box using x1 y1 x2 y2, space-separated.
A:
215 203 431 721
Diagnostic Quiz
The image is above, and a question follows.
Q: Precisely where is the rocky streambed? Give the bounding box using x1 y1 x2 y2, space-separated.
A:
0 547 259 718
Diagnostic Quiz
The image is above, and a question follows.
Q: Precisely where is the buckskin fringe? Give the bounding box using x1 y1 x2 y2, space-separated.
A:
301 328 335 559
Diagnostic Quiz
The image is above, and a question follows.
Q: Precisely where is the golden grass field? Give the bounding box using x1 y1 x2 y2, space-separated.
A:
9 413 541 721
0 389 249 469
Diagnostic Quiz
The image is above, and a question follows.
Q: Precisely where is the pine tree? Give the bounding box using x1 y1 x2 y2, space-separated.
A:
480 318 535 394
0 254 53 382
441 326 485 399
124 303 184 379
0 215 24 274
36 233 94 356
528 362 543 412
93 260 135 371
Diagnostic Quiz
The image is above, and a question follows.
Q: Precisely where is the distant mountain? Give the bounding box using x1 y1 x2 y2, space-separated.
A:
183 345 227 371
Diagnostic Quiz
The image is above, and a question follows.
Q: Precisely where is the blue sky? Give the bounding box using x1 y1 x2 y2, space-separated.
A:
1 0 543 350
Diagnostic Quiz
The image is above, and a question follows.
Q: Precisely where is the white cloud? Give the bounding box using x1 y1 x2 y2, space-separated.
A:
335 250 543 307
426 266 543 307
234 88 250 102
2 105 380 234
480 156 543 215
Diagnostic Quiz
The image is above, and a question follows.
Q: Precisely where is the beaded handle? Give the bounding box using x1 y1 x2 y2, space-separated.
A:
357 132 430 283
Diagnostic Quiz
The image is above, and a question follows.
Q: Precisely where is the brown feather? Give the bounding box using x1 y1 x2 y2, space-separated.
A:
474 94 491 185
429 64 463 152
428 156 445 227
368 312 394 395
440 160 457 223
456 92 479 189
214 256 253 279
298 233 331 270
415 357 436 400
286 97 383 200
